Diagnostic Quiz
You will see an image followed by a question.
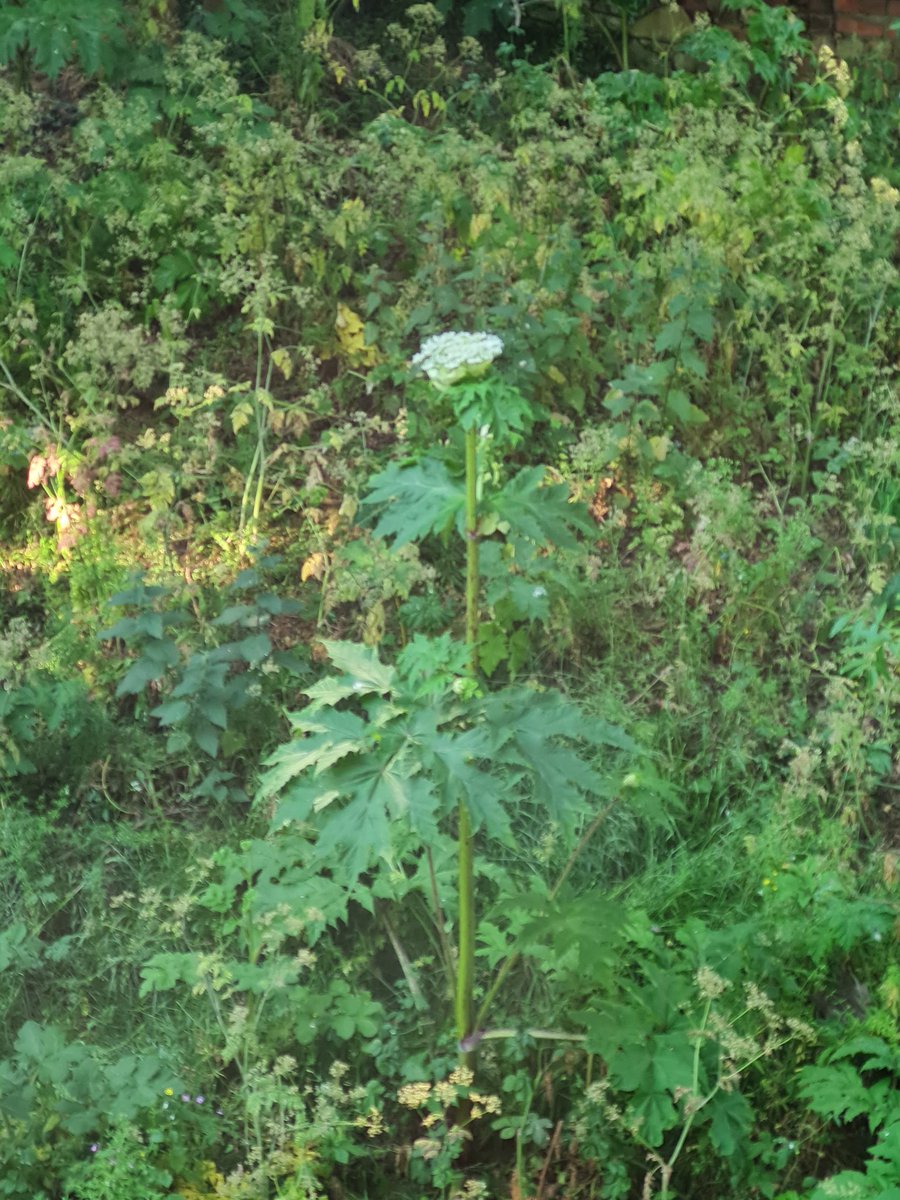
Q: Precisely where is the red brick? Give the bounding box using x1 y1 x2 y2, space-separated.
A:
836 13 889 31
848 0 888 15
887 0 900 15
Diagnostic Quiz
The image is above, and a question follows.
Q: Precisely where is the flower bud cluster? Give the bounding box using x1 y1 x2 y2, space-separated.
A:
411 331 503 385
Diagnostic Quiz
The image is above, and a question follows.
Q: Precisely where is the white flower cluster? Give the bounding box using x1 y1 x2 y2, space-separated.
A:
411 331 503 386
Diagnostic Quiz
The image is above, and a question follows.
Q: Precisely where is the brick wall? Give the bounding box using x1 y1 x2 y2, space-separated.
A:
681 0 899 46
834 0 899 38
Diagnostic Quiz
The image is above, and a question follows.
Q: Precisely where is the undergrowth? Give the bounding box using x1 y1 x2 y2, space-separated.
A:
0 3 897 1198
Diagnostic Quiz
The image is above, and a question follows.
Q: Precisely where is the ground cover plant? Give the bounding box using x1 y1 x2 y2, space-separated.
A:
0 1 898 1197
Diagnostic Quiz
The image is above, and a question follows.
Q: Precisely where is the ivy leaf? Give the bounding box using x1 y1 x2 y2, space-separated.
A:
363 457 465 547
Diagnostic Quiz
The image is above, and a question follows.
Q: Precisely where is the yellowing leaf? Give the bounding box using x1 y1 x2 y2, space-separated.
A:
469 211 491 241
301 552 328 582
335 303 379 366
338 494 359 523
271 348 293 380
363 600 385 646
648 434 669 462
231 399 254 434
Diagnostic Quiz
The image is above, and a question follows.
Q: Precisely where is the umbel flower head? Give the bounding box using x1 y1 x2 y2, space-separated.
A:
411 331 503 386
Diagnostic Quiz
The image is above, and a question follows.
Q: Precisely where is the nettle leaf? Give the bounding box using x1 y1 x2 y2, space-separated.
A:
116 657 167 696
151 698 190 727
666 388 708 426
609 360 672 396
492 468 588 550
364 457 465 546
192 720 220 758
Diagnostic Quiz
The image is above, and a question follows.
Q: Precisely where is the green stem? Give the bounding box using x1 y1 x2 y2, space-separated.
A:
456 800 475 1048
456 424 480 1054
464 426 479 666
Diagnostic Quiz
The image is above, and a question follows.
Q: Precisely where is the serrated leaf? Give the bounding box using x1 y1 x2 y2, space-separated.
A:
140 638 180 667
213 604 255 627
506 576 551 622
236 632 272 664
451 379 536 444
151 698 190 726
492 468 586 550
314 790 392 882
708 1088 753 1156
270 783 326 829
666 388 708 425
192 720 220 758
425 725 495 810
199 698 228 729
654 321 684 355
477 622 508 678
320 641 395 693
483 688 623 820
116 657 166 696
797 1063 872 1125
363 457 465 547
629 1089 678 1147
259 710 368 796
610 360 671 396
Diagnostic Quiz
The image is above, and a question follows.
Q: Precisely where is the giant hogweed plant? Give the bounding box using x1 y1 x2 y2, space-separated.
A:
259 332 642 1055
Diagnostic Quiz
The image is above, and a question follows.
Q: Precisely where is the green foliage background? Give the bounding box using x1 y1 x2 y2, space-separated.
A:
0 1 897 1197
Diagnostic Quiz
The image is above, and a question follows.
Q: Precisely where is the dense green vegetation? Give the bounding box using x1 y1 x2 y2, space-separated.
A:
0 1 898 1197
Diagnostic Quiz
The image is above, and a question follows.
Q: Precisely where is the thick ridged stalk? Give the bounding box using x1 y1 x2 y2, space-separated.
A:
456 424 479 1050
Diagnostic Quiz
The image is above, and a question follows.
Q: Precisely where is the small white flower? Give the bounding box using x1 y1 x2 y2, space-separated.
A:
531 586 546 598
411 331 503 386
